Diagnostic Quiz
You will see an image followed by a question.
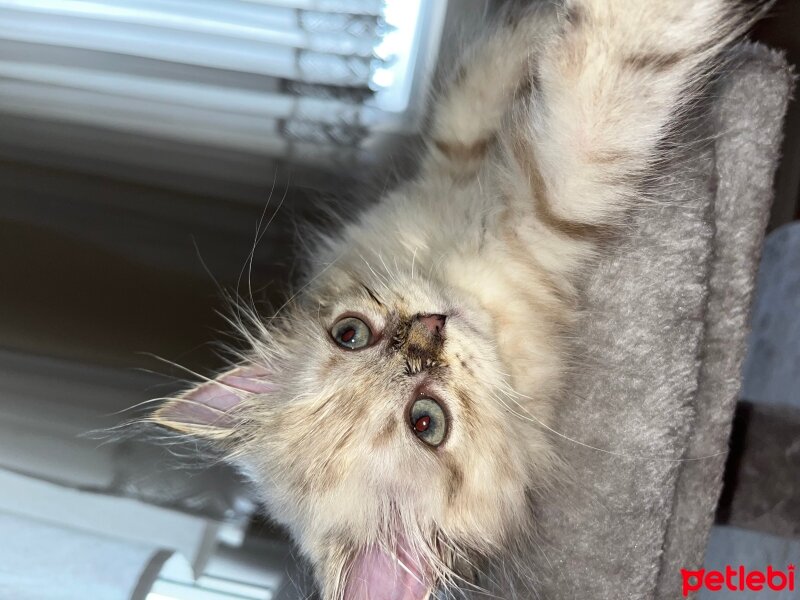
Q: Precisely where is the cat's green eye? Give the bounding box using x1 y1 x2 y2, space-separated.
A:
410 397 447 447
331 316 372 350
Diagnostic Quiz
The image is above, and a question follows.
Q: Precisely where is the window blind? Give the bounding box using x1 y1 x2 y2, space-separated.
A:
0 0 447 177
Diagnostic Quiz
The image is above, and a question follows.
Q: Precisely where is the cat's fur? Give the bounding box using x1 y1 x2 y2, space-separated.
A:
152 1 763 598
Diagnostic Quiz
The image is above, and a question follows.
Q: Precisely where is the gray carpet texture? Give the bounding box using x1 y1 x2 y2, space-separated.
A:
526 43 793 600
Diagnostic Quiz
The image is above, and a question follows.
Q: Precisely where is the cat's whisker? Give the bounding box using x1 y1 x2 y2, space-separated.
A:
377 252 396 286
433 535 502 598
493 385 726 463
191 235 224 295
235 175 276 319
137 352 220 386
103 396 176 417
357 253 390 289
258 249 344 322
245 180 290 313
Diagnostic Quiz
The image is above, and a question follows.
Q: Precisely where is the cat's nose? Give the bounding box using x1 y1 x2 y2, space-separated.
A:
416 313 446 336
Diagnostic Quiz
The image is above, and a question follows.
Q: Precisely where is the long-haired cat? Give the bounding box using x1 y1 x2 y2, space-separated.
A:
151 1 765 598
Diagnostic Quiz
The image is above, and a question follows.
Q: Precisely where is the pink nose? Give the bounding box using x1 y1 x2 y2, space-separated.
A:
417 313 446 335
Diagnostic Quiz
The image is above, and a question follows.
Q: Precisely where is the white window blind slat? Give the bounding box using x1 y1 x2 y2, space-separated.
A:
6 0 300 31
0 84 368 166
0 9 374 84
240 0 383 16
0 0 380 55
0 61 381 124
0 82 288 152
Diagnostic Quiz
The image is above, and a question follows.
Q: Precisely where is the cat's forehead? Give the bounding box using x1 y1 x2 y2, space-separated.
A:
317 285 391 328
316 292 397 335
313 275 444 325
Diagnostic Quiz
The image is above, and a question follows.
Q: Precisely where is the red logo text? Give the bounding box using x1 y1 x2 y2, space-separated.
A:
681 565 795 596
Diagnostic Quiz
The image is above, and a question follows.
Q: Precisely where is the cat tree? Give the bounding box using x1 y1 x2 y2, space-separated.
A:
524 43 794 599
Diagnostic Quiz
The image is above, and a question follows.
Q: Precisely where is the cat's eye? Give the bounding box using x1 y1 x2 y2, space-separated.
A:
330 316 372 350
409 397 447 447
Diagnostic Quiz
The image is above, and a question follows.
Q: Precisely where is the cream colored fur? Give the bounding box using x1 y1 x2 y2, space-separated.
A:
153 1 762 597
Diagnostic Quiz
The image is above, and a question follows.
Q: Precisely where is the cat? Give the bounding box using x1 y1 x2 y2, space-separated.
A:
150 1 764 598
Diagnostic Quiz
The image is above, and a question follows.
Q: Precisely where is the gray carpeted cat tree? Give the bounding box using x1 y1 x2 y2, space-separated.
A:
525 43 794 599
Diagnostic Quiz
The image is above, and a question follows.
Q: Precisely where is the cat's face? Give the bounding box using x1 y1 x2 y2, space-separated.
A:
155 265 540 599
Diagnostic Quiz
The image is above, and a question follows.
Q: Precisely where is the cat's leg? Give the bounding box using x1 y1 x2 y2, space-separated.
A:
425 5 558 176
505 0 758 256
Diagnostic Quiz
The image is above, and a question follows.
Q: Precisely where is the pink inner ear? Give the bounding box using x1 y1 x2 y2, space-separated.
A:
344 537 430 600
161 364 273 429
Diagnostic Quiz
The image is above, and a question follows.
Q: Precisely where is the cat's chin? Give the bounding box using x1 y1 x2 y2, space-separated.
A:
342 535 431 600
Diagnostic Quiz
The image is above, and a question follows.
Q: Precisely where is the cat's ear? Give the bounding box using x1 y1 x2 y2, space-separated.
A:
152 364 273 439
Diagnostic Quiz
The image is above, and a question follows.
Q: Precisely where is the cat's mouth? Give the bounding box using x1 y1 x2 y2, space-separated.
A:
343 536 432 600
